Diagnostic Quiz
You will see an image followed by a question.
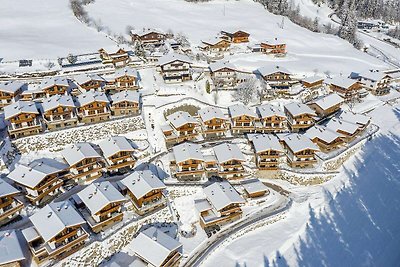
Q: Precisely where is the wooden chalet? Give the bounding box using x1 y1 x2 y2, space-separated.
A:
22 201 89 264
4 100 42 139
209 61 238 89
170 142 205 180
112 67 140 91
260 39 286 55
157 53 192 83
41 95 78 131
328 77 362 101
282 134 319 168
228 104 257 134
301 76 324 89
98 136 136 173
326 118 360 142
0 179 24 226
195 181 245 229
198 106 228 137
220 30 250 43
162 111 199 146
98 48 129 67
130 227 182 267
256 65 292 90
8 159 69 205
110 90 141 116
0 230 27 267
131 28 166 46
357 71 392 96
76 181 125 233
74 73 105 92
199 38 231 53
284 102 316 132
39 77 70 98
75 90 111 124
121 170 166 215
213 143 246 179
307 93 344 118
256 104 286 133
305 125 344 152
338 111 371 132
0 81 25 110
61 142 104 184
241 179 269 198
249 134 283 170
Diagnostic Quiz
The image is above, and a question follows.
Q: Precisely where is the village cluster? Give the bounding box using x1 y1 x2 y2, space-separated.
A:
0 28 398 267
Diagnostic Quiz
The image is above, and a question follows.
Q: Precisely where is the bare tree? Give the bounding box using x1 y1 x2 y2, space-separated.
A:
232 77 259 105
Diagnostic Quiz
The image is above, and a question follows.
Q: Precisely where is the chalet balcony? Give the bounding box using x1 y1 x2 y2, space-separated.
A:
9 118 42 131
132 195 166 215
175 165 205 176
200 209 242 228
162 251 182 267
0 199 23 221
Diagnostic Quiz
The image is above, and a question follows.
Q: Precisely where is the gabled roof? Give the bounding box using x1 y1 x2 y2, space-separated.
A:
338 111 371 126
309 93 344 111
213 143 245 163
359 71 391 82
241 178 269 195
256 104 285 119
256 65 291 76
260 39 285 46
305 125 343 144
0 179 19 198
41 94 76 112
130 227 182 267
121 170 166 199
77 181 125 215
301 75 324 84
76 90 109 107
114 68 139 79
0 230 26 265
98 136 135 158
167 111 198 129
74 73 105 85
283 134 319 153
4 100 39 120
203 181 245 211
326 118 359 135
198 106 226 123
61 142 102 166
110 90 140 104
172 142 204 163
0 81 26 94
209 61 237 73
201 38 228 46
39 77 69 90
8 159 68 189
284 102 316 117
328 77 359 89
29 201 85 242
131 28 165 37
228 104 257 119
249 134 283 153
157 53 192 66
221 29 250 36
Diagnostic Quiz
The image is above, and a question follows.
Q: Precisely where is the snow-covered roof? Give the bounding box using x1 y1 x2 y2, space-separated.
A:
326 118 359 135
74 73 105 85
62 142 102 166
0 179 19 198
131 28 165 37
77 181 125 215
241 178 269 195
228 104 257 119
256 104 285 119
283 134 319 153
194 198 213 213
256 65 291 76
0 230 26 265
284 102 316 117
213 143 245 163
359 71 391 82
309 93 344 111
250 134 283 153
203 182 245 211
4 100 39 120
305 125 343 144
8 159 68 189
338 111 371 126
121 170 166 199
260 39 285 45
114 67 139 79
198 106 226 122
201 37 227 46
98 136 135 158
29 201 85 242
110 90 140 104
157 53 192 66
76 90 109 107
209 61 237 72
167 111 198 129
130 227 182 267
328 77 358 89
41 94 76 112
39 77 69 90
0 81 25 94
301 75 324 84
172 142 204 163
